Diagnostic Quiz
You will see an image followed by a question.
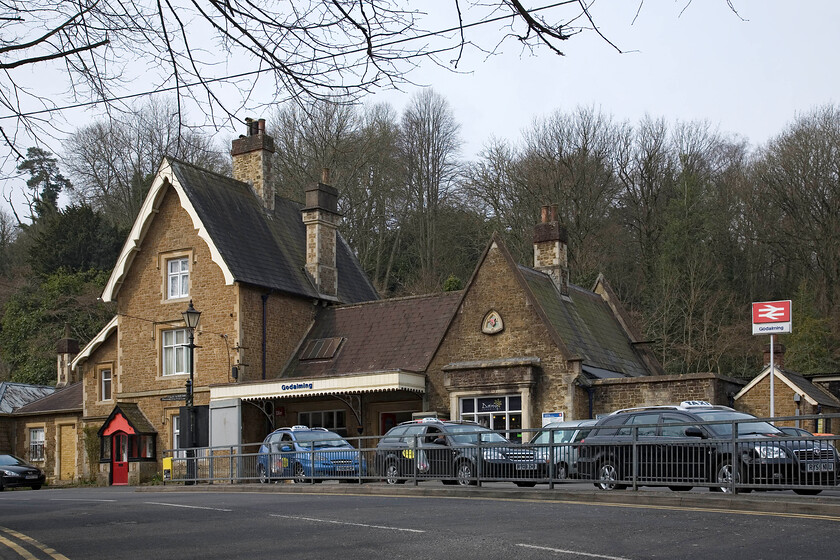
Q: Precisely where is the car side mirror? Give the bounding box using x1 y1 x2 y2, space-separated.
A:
280 445 293 452
684 427 705 439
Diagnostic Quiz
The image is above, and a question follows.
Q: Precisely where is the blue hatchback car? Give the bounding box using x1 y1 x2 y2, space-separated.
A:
257 426 363 483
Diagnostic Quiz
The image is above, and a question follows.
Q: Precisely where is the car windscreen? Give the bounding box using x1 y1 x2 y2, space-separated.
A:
531 427 576 444
445 425 508 444
693 411 782 436
293 432 351 448
0 454 25 466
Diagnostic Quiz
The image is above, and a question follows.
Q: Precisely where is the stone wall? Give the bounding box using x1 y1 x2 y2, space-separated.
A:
590 373 743 416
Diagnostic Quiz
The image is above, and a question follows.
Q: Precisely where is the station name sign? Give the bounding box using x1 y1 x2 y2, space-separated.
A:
751 300 792 335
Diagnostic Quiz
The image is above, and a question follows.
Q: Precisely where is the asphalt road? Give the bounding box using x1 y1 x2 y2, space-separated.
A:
2 485 840 560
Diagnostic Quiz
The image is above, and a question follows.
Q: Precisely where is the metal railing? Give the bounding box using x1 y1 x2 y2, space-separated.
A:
161 414 840 496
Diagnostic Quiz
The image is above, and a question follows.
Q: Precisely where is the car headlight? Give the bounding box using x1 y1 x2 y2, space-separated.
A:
752 445 787 459
0 469 20 477
483 449 505 460
312 454 328 461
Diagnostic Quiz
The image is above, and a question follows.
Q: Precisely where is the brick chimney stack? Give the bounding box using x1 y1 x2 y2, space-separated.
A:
56 323 79 388
302 168 340 299
231 117 275 211
533 204 569 295
763 337 785 368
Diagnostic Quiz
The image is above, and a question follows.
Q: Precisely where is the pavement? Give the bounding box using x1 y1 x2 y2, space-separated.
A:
137 481 840 518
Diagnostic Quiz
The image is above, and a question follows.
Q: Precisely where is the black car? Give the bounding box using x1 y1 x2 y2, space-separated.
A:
375 419 547 487
0 454 46 491
576 401 840 495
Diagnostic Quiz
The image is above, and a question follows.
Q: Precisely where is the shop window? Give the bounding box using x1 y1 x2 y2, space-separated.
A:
162 328 188 376
299 410 346 436
29 428 45 462
459 395 523 442
167 257 190 299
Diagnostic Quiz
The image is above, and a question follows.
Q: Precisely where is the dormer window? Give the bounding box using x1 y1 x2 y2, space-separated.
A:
167 257 189 299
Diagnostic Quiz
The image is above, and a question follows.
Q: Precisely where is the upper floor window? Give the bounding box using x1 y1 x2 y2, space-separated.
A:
100 368 113 401
167 257 190 299
29 428 45 462
162 328 188 376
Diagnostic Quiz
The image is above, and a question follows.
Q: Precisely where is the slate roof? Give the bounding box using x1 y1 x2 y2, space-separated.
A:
170 159 378 303
517 264 651 378
0 383 56 414
12 383 82 415
284 292 462 378
781 369 840 408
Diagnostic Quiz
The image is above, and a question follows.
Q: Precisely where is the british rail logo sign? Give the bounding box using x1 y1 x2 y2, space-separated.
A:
751 300 792 335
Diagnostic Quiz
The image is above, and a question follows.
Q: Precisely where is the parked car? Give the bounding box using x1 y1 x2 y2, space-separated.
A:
257 426 363 483
529 419 596 479
0 454 45 491
576 401 840 495
374 418 547 487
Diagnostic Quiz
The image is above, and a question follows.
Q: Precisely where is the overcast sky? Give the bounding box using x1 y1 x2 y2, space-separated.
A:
3 1 839 214
371 1 840 158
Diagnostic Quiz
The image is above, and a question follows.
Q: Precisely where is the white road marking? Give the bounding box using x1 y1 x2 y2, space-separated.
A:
517 543 632 560
271 514 425 533
144 501 232 512
50 498 116 502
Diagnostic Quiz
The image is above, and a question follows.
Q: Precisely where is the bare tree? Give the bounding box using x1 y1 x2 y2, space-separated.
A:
0 1 617 163
399 88 461 292
62 98 227 227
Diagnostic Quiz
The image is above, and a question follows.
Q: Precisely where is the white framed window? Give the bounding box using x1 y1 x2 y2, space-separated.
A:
100 368 112 401
459 394 523 442
29 428 45 462
162 328 188 376
167 257 190 299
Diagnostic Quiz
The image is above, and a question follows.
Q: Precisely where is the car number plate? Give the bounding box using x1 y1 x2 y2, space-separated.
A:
25 474 38 479
336 466 354 472
806 462 834 472
515 463 537 470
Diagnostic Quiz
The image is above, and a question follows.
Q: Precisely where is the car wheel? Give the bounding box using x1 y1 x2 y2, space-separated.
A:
293 463 307 483
714 459 745 493
384 462 404 485
258 464 269 484
595 460 626 491
456 461 476 486
793 489 822 496
556 462 569 480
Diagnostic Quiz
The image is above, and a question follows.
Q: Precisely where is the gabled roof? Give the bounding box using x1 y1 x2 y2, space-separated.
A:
71 315 118 371
735 366 840 408
98 402 157 436
450 234 655 378
283 292 462 378
0 382 56 414
12 383 82 415
103 158 377 304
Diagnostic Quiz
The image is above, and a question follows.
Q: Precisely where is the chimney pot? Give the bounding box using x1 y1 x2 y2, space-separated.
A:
322 168 330 184
541 205 549 223
550 204 558 222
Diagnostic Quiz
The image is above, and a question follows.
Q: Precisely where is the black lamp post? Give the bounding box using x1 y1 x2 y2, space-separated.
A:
182 300 201 483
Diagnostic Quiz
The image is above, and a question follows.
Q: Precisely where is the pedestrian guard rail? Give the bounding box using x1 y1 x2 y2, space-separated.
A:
162 413 840 495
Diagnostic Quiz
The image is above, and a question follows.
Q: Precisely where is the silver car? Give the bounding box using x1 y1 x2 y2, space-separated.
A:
530 420 597 479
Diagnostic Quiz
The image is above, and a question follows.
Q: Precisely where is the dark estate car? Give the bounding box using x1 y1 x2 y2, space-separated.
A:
375 418 547 486
0 454 45 491
257 426 363 483
576 401 840 495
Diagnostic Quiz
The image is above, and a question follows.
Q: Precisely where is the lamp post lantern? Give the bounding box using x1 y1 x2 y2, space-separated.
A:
182 300 201 483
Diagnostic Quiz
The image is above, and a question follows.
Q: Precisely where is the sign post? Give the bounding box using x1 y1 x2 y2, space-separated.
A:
751 300 792 418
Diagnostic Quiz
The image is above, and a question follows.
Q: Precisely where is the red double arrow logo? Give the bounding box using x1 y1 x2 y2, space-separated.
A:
752 300 791 323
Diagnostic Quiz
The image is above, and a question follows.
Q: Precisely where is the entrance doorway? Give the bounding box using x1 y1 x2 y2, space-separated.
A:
111 433 129 485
